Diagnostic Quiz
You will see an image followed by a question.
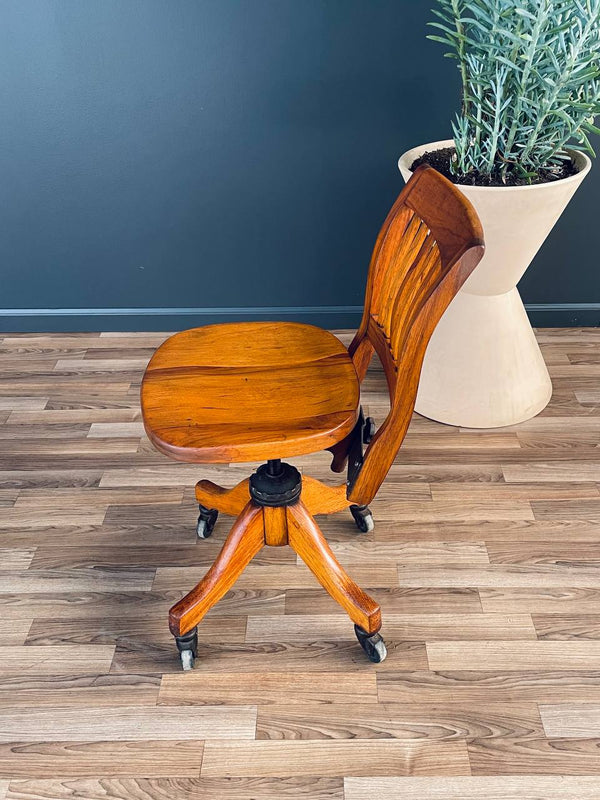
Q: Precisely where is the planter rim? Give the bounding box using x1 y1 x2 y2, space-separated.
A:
398 138 591 192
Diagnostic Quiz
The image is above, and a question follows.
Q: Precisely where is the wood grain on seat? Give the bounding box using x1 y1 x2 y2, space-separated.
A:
141 321 359 463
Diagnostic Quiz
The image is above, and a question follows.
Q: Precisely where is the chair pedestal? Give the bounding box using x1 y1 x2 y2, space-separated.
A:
168 461 385 668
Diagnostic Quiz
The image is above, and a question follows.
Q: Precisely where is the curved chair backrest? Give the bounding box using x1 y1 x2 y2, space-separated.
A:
347 164 484 505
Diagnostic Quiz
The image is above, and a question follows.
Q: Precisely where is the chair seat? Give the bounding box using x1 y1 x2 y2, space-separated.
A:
141 321 360 463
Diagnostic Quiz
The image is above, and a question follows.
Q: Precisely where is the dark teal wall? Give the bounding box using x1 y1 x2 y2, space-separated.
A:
1 0 598 330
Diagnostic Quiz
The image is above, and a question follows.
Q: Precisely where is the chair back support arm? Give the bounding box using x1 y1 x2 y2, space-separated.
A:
346 166 485 506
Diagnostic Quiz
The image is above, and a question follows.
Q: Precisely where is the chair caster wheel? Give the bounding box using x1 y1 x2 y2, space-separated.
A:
180 649 195 671
175 627 198 671
196 505 218 539
354 624 387 663
350 504 374 533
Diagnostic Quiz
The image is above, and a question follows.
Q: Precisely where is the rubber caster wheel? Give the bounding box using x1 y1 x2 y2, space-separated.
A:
350 504 374 533
196 505 218 539
180 649 195 671
175 627 198 671
354 624 387 663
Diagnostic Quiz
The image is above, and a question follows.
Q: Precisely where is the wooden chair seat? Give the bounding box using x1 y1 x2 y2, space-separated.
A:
141 320 360 463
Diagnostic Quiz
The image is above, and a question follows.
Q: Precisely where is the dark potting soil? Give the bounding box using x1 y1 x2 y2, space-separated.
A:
410 146 578 187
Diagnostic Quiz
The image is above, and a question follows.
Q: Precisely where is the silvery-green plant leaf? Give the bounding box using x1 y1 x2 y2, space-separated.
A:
428 0 600 180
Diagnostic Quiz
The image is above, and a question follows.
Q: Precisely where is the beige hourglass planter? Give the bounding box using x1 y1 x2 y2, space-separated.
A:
399 139 591 428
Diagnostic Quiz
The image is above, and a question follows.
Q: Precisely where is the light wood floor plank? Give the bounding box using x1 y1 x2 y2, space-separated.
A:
373 518 600 542
88 422 146 438
427 641 600 671
0 551 35 571
474 416 600 432
0 646 115 677
255 701 542 741
431 481 600 500
0 439 137 457
532 614 600 640
540 704 600 737
324 540 490 566
531 497 600 520
0 621 32 647
468 735 600 775
377 670 600 703
0 423 90 440
200 739 471 777
576 389 600 403
159 671 377 706
397 565 600 587
0 705 256 742
14 487 183 509
367 499 534 522
345 776 600 799
4 777 343 799
0 740 204 778
8 409 140 424
480 587 600 613
0 569 154 593
1 334 164 347
0 469 102 489
0 674 160 708
401 432 521 450
486 541 600 564
0 491 19 507
0 399 47 411
503 461 600 482
383 463 505 482
100 465 219 487
0 509 107 528
56 359 149 373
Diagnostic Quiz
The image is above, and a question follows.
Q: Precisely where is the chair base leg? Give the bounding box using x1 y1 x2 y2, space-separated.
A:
170 465 384 667
287 501 381 635
196 477 250 517
169 501 264 637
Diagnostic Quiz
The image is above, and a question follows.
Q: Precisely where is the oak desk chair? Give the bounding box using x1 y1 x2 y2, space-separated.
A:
141 165 484 670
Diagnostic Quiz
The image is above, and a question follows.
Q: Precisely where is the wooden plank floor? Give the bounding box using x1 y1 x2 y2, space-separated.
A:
0 328 599 799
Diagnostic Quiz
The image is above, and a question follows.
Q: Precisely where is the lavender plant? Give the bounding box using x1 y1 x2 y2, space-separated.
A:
428 0 600 183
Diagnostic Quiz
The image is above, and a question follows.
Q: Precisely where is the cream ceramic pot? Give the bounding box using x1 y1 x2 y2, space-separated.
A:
398 139 591 428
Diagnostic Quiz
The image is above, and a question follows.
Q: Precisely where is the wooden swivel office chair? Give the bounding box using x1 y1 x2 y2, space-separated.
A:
141 165 484 669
